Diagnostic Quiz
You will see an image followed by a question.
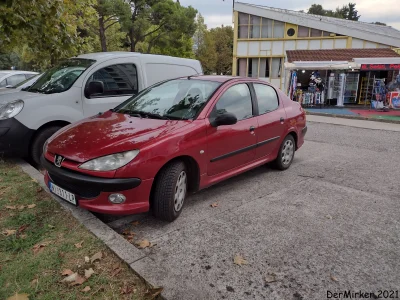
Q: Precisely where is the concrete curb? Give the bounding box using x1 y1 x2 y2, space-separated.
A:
15 159 166 298
305 111 400 124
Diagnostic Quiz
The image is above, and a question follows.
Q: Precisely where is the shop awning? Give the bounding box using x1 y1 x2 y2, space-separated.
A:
285 61 357 70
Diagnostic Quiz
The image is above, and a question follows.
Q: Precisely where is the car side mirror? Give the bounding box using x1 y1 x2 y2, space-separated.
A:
85 81 104 98
210 112 237 127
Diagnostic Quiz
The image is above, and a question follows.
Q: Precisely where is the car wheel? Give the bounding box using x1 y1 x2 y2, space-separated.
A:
31 126 62 166
153 161 187 222
273 135 295 170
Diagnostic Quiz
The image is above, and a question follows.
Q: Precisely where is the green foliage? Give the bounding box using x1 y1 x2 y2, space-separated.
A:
307 2 360 21
195 17 233 75
0 0 98 70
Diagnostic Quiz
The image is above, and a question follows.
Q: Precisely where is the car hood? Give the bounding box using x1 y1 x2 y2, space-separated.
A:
0 91 43 104
47 111 191 163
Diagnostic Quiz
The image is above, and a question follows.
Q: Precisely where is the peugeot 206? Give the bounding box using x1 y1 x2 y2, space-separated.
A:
41 76 307 222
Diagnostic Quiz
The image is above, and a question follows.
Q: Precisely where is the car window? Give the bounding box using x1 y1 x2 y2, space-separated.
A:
254 84 279 114
25 74 36 80
6 74 27 87
210 83 253 121
86 64 138 98
114 79 221 120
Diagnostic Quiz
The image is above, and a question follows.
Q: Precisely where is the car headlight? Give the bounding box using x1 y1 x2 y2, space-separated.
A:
0 100 24 120
79 150 140 171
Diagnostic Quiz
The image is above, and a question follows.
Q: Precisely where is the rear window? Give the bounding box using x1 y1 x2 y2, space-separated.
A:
253 84 279 114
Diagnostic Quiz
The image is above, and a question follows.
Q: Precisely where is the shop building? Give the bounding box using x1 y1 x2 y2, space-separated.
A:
232 2 400 99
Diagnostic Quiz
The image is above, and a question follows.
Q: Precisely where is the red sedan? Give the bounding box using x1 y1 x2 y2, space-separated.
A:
42 76 306 221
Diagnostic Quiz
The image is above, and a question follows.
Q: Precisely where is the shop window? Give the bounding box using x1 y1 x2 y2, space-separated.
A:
237 58 247 77
250 59 259 78
238 13 249 39
271 58 282 78
273 21 285 38
310 28 322 37
259 58 270 78
250 15 261 38
261 18 273 38
298 26 309 37
323 31 331 36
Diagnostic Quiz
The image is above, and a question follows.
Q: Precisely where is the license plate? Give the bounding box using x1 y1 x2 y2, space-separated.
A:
49 182 77 206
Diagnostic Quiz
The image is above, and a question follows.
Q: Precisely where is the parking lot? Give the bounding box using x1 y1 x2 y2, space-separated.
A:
99 120 400 300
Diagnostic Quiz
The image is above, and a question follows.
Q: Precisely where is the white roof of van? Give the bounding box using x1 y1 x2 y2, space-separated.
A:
76 52 199 63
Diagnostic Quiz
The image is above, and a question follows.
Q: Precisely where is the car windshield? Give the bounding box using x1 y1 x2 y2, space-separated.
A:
115 79 221 120
27 59 95 94
14 74 40 89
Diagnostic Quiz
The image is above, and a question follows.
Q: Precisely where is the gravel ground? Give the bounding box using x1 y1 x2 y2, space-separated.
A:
120 121 400 300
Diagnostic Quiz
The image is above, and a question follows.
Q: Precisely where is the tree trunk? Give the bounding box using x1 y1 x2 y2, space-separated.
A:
130 29 136 52
98 16 107 52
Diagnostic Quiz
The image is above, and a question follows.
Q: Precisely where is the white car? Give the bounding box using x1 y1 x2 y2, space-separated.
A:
0 52 203 164
0 70 38 88
0 74 41 95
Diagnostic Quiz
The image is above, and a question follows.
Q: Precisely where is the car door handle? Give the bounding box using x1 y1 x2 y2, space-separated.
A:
280 117 285 123
249 126 255 132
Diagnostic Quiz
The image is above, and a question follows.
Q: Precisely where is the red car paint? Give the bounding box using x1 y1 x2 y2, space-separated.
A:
43 76 306 215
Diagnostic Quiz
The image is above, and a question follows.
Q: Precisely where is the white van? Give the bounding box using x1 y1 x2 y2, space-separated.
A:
0 52 202 164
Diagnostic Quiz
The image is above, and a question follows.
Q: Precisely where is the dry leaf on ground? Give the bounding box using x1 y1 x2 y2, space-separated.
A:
18 225 29 233
82 286 91 292
331 275 339 282
111 267 122 277
6 293 29 300
62 273 78 283
74 241 83 248
27 204 36 209
36 187 43 193
121 283 133 295
30 278 38 287
32 242 50 255
145 287 163 299
265 274 277 283
84 256 90 263
48 225 55 229
233 254 248 266
136 239 151 249
131 221 140 226
84 268 94 279
210 202 219 208
5 205 17 210
61 269 74 276
90 251 102 263
70 275 87 286
3 229 16 236
17 205 26 210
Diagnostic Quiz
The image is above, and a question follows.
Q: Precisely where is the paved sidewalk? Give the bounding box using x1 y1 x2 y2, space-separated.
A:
307 115 400 132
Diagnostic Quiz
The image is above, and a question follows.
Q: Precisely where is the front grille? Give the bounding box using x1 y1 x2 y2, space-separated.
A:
48 172 101 199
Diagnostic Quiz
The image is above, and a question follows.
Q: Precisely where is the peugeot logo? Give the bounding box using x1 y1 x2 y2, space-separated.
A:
54 154 65 168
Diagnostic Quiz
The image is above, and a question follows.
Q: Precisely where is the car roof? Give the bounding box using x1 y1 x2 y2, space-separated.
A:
76 52 199 63
181 75 273 85
0 70 38 75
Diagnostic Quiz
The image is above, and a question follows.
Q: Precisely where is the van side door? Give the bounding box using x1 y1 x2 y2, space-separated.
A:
81 59 143 117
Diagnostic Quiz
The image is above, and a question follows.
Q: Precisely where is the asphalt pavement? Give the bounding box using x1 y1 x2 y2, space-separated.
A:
115 119 400 300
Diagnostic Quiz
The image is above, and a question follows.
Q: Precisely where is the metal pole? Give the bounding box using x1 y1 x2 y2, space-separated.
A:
365 71 370 108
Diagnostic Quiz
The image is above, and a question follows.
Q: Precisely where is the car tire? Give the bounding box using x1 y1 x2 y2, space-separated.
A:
153 161 187 222
31 126 62 166
272 135 296 171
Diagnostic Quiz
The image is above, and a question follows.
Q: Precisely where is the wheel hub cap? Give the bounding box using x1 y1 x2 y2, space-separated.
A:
174 171 187 212
281 140 294 165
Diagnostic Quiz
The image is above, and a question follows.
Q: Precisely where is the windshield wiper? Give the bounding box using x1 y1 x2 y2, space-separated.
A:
127 110 170 120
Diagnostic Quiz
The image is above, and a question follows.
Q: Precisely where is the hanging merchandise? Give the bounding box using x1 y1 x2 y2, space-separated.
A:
288 71 298 101
336 73 346 106
371 79 387 110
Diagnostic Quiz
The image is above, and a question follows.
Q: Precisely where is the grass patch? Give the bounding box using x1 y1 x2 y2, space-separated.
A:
0 161 158 300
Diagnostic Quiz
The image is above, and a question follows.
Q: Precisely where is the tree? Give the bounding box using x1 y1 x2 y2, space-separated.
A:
91 0 131 52
307 3 360 21
0 0 97 70
307 4 325 16
211 26 234 75
123 0 197 53
193 14 208 57
371 22 386 26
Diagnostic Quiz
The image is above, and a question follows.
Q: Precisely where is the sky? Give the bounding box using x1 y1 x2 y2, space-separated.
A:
179 0 400 30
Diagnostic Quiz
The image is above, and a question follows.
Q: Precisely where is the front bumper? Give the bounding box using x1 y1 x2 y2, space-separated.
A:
0 118 34 157
41 155 152 215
